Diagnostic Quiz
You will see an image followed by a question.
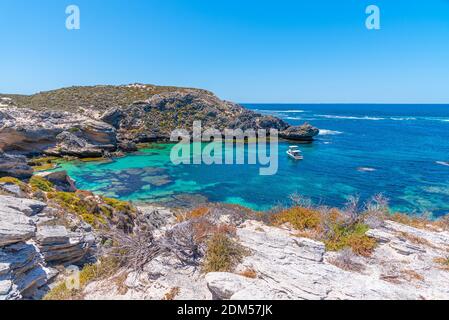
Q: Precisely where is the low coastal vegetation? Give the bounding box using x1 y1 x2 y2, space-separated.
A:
4 84 209 111
202 233 246 273
43 258 119 300
28 156 60 172
29 175 55 192
270 195 380 256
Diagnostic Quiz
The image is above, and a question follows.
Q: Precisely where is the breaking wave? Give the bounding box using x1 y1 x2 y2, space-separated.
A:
319 129 343 136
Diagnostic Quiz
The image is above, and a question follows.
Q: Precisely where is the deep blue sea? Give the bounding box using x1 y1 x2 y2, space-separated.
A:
53 104 449 217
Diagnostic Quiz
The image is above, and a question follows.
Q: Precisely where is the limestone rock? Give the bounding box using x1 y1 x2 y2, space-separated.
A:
36 225 96 265
280 123 320 141
0 152 33 179
0 242 50 300
205 220 449 300
206 273 253 300
38 170 77 192
0 195 46 217
0 196 38 247
0 107 117 157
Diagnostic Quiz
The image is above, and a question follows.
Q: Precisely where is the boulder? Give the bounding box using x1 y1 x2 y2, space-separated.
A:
118 141 138 152
280 123 320 141
36 225 96 265
0 152 33 179
0 195 46 217
38 171 77 192
0 198 37 246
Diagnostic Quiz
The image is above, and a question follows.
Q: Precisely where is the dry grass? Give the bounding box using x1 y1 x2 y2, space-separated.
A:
162 287 181 300
43 257 119 300
389 213 442 231
177 207 210 222
239 268 258 279
271 207 321 231
202 233 246 273
113 272 129 295
434 257 449 271
401 270 425 282
397 231 435 249
380 274 402 285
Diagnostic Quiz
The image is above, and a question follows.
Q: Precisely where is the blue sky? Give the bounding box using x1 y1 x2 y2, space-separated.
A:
1 0 448 103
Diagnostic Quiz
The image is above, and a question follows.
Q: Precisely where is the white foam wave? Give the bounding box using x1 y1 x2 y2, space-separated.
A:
357 167 377 172
277 110 305 113
436 161 449 167
391 117 417 121
319 129 343 135
284 117 303 120
317 115 385 120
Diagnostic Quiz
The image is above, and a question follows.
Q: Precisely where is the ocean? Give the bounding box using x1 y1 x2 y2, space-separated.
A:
52 104 449 217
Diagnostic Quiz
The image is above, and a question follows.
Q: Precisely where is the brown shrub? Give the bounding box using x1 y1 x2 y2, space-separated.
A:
271 207 322 231
202 233 246 273
239 268 258 279
163 287 180 300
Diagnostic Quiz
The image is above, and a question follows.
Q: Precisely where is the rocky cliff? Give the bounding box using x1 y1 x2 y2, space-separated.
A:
0 173 140 300
0 84 319 157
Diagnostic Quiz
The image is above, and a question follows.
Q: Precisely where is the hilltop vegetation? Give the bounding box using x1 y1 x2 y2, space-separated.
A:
1 84 211 112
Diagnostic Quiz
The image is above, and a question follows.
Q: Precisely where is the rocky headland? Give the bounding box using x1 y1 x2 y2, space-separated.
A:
0 84 319 159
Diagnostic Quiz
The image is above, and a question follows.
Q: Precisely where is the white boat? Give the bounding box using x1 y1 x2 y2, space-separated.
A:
287 146 303 160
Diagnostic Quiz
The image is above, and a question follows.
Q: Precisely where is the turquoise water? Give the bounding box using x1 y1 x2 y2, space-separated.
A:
52 104 449 216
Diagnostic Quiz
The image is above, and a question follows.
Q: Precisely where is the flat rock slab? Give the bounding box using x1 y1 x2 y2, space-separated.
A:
36 226 69 245
0 195 47 217
205 220 449 300
0 200 36 246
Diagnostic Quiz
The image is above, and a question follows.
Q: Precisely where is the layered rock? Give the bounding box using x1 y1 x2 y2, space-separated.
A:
0 194 96 300
37 171 77 192
205 220 449 300
0 195 48 299
0 152 33 179
77 205 449 301
36 225 95 266
0 196 40 246
0 107 117 157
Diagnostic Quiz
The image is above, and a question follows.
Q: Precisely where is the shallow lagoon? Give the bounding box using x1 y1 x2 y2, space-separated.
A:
52 104 449 216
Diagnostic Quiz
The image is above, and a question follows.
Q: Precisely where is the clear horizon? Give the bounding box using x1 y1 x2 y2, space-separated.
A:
1 0 449 103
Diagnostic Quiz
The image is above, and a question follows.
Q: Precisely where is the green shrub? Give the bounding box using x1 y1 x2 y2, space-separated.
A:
104 197 136 215
0 176 23 185
202 233 246 273
324 223 376 257
29 176 54 192
271 207 321 231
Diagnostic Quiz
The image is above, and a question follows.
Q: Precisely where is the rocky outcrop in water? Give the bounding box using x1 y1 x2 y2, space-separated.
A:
279 123 320 141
